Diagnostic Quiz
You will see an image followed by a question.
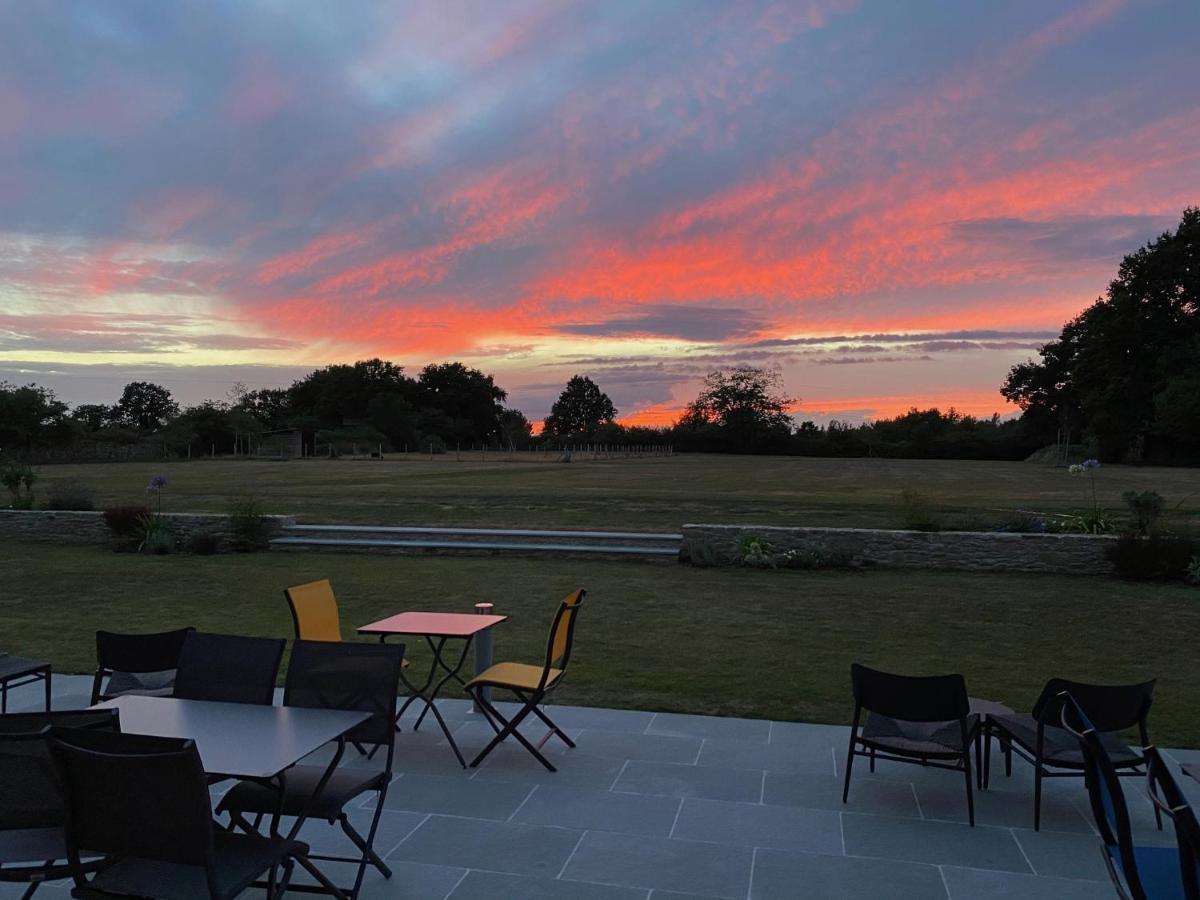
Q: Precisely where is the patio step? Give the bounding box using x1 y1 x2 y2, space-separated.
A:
269 524 682 558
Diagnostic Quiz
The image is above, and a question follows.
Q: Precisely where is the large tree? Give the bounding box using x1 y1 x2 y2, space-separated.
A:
416 362 507 444
678 365 794 451
289 359 413 426
542 375 617 437
1002 208 1200 462
0 382 74 451
112 381 179 432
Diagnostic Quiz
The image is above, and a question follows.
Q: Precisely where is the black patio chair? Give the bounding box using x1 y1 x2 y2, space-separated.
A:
1061 694 1189 900
465 589 586 772
0 710 119 900
173 632 286 705
47 727 302 900
842 663 980 825
1145 746 1200 900
986 677 1157 830
91 627 194 704
217 640 406 900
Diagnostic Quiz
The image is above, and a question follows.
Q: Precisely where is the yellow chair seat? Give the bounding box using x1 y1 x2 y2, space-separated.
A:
466 662 561 692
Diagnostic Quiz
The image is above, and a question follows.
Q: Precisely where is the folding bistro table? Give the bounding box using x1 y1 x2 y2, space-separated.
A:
95 694 369 899
357 611 507 767
0 654 51 713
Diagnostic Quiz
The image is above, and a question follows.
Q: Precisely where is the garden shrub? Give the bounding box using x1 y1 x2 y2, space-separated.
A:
227 494 269 552
102 504 151 537
139 516 175 555
2 463 36 509
895 488 941 532
1122 490 1166 536
46 479 96 511
738 534 775 568
1188 556 1200 586
1106 534 1197 581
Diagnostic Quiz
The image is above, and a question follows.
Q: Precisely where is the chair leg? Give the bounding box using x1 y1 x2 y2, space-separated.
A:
983 729 991 790
296 853 349 900
869 746 876 772
469 692 556 771
20 882 39 900
841 736 856 804
528 700 575 748
1033 767 1043 831
272 860 294 900
963 751 975 827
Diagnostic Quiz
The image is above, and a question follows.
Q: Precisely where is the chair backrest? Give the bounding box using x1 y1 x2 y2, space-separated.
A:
545 589 586 675
1060 692 1149 900
0 710 119 831
47 728 215 871
93 626 196 703
173 632 286 705
850 663 969 723
285 580 342 642
1145 746 1200 900
1033 678 1155 734
284 640 406 765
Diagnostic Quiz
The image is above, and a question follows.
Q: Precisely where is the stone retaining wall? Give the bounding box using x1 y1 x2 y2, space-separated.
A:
0 510 295 547
681 524 1116 575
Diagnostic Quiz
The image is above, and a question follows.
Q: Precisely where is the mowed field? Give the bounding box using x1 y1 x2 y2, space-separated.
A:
33 454 1200 530
9 455 1200 745
3 544 1199 745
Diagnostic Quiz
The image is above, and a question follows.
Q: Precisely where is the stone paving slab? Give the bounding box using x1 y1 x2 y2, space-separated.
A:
1 674 1192 899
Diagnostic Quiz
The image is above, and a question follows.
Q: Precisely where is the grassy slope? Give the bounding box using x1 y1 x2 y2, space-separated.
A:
32 455 1200 531
5 544 1198 746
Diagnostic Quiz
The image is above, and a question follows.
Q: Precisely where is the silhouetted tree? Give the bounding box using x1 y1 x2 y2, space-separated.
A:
416 363 507 445
543 376 617 437
1002 207 1200 462
0 382 74 451
678 366 793 451
112 382 178 432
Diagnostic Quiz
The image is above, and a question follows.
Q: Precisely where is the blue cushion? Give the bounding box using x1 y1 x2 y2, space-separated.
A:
1107 844 1188 900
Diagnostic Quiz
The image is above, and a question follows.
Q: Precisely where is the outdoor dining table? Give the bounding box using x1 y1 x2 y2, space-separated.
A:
93 694 369 898
357 611 507 767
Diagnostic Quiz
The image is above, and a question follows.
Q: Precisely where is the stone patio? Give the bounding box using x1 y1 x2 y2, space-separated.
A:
5 674 1197 900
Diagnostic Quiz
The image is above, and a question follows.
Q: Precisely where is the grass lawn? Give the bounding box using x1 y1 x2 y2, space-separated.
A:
5 544 1199 746
32 454 1200 531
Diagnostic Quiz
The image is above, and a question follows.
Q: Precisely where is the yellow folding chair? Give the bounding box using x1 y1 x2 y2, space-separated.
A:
284 579 343 642
465 589 586 771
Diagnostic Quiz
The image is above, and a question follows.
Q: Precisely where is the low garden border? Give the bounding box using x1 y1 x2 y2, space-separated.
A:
681 524 1117 575
0 510 295 548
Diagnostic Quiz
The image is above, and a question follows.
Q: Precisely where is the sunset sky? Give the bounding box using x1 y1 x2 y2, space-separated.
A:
1 0 1197 425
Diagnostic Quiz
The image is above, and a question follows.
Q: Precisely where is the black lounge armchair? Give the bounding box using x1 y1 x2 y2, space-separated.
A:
1145 746 1200 900
217 639 406 900
0 710 120 900
842 663 980 825
47 727 302 900
173 632 286 706
91 627 194 705
986 677 1156 830
1061 694 1193 900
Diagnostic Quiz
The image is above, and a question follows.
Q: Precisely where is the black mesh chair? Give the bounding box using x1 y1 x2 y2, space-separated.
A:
0 710 119 900
1061 694 1189 900
987 677 1157 830
91 627 195 704
47 727 303 900
217 640 406 900
1145 747 1200 900
843 663 980 825
173 632 286 705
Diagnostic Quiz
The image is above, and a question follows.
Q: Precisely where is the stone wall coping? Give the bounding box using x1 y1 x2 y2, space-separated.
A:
682 523 1117 541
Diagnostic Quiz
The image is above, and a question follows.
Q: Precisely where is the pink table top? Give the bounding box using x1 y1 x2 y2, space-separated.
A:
357 611 507 638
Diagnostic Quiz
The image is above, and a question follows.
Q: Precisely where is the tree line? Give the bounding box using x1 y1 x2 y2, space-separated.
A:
2 208 1195 463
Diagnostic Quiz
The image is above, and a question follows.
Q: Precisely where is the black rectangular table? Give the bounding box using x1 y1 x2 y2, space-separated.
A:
94 694 368 779
0 654 51 713
94 695 369 898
